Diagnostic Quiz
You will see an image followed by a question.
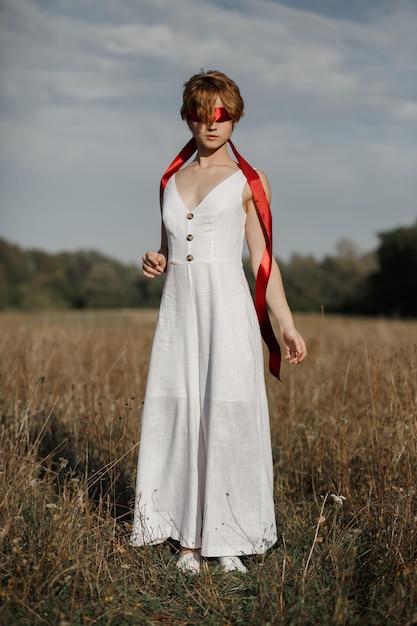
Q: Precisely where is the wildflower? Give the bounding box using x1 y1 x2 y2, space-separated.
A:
329 494 346 507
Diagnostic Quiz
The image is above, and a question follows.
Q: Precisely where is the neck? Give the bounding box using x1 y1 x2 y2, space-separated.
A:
194 142 232 168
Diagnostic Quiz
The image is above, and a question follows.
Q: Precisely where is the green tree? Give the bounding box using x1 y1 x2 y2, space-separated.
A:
371 221 417 317
280 254 326 312
320 240 377 314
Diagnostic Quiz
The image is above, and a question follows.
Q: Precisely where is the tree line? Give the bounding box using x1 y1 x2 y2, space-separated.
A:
1 219 416 316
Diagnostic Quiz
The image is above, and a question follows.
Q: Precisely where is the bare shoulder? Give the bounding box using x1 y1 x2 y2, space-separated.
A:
256 170 271 199
242 169 271 206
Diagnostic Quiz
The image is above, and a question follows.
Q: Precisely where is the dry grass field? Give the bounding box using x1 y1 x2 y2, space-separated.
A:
0 310 416 625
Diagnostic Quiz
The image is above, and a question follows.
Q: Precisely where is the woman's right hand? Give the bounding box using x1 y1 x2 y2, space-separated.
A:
141 251 167 278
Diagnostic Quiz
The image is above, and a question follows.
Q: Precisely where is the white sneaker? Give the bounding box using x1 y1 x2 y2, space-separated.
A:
176 552 201 574
217 556 247 573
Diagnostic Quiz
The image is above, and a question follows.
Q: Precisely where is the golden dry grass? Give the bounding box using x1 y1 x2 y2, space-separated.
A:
0 310 416 625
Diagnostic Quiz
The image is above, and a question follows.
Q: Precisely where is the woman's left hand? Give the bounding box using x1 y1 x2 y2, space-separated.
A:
281 328 307 364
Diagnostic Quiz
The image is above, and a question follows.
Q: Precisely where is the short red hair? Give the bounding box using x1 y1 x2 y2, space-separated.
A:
180 70 244 126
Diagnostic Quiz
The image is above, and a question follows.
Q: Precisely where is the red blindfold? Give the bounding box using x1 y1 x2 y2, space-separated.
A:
188 107 232 123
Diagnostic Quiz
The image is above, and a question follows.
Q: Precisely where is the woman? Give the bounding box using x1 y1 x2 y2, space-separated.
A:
131 70 306 574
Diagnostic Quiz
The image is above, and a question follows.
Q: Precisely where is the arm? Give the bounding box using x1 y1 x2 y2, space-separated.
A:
141 222 168 279
244 172 307 364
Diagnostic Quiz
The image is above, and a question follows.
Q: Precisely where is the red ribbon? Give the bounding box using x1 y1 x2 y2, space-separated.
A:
159 137 281 379
188 107 232 123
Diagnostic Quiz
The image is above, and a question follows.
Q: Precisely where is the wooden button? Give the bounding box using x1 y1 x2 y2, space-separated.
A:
186 234 193 241
186 213 194 220
186 254 193 262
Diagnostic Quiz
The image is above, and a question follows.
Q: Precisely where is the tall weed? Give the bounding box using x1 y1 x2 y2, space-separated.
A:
0 311 416 625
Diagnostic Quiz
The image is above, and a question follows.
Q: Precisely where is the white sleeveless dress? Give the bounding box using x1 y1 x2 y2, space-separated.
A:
130 169 277 557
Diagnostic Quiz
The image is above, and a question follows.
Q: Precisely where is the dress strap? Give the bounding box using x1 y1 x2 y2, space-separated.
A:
160 138 196 209
159 137 281 380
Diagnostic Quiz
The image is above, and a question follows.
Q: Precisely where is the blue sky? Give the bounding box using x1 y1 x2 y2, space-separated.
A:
0 0 416 264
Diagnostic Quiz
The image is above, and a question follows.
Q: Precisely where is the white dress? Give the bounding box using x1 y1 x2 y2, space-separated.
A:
130 169 277 557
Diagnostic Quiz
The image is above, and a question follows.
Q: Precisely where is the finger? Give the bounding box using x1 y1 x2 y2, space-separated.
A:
142 259 159 278
142 252 164 273
285 345 306 363
142 263 162 277
143 259 163 272
143 254 158 268
294 347 307 363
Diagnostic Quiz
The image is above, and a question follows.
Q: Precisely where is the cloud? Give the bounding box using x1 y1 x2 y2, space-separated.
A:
394 100 417 122
2 0 416 123
0 0 416 263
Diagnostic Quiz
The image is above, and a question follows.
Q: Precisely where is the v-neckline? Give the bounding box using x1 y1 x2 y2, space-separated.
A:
173 169 241 213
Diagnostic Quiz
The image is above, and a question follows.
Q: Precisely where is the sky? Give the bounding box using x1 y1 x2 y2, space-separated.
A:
0 0 416 265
